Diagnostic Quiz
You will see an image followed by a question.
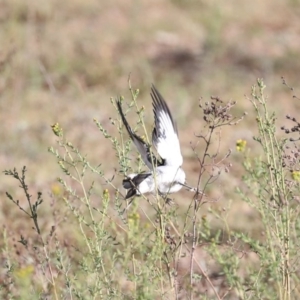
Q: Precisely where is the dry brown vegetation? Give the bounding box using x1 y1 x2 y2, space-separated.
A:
1 0 300 299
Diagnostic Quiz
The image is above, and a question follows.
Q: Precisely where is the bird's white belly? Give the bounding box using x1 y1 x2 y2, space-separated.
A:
134 166 185 195
131 166 185 196
137 176 156 195
157 166 185 193
157 181 183 193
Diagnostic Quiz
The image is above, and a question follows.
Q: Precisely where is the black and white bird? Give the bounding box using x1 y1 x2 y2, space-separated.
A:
117 85 188 199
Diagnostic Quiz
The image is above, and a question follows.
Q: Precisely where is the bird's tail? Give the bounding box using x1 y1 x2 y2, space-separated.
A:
122 173 151 199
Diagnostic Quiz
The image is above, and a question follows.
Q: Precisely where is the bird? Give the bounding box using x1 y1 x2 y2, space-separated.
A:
117 85 190 200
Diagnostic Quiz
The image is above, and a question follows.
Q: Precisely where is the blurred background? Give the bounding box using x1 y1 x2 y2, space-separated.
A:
1 0 300 234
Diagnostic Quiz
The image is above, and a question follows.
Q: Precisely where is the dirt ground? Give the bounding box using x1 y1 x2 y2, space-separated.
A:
1 0 300 297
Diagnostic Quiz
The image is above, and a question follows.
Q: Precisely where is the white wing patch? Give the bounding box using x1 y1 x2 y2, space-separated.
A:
151 86 183 167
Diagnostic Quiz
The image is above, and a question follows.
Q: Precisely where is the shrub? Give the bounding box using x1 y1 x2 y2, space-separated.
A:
2 80 299 299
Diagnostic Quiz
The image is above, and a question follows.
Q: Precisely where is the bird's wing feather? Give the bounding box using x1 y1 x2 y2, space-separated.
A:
151 86 183 167
116 99 157 170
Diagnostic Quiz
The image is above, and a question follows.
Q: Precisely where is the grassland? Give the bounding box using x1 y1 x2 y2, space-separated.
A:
1 0 300 299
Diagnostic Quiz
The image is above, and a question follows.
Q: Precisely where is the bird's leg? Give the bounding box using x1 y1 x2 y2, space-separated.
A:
158 190 174 205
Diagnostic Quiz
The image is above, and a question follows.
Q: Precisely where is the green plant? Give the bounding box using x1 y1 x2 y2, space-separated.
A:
3 167 59 300
3 80 300 299
235 79 300 300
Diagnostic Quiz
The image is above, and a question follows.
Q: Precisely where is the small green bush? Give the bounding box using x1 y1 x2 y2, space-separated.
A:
2 80 300 299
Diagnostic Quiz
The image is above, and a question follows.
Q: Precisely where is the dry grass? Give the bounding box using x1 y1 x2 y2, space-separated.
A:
1 0 300 298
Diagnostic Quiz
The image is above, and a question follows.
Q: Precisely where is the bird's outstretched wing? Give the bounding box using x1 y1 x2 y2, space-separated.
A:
151 85 183 167
116 99 158 170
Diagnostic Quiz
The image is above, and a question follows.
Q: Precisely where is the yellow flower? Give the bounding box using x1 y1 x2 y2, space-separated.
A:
236 139 247 152
14 265 34 279
103 189 110 199
128 212 140 222
292 171 300 181
51 123 63 137
51 183 62 196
